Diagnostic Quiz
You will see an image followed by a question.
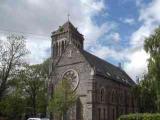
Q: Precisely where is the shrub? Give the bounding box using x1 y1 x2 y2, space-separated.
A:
118 113 160 120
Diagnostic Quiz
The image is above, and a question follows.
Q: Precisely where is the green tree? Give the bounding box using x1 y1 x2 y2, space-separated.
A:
48 79 77 120
0 92 26 120
0 73 26 120
0 35 28 100
28 58 50 115
18 65 47 116
0 62 49 119
133 75 157 113
144 26 160 111
0 34 49 119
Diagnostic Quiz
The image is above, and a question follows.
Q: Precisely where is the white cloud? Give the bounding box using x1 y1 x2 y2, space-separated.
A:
130 24 154 48
123 18 135 25
108 32 121 42
139 0 160 24
0 35 6 41
1 0 160 80
124 49 149 79
83 21 117 48
0 0 108 64
90 0 160 80
25 36 51 64
123 0 160 80
81 0 105 14
90 45 117 60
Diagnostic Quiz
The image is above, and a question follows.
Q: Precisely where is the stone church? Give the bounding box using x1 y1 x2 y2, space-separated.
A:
49 21 137 120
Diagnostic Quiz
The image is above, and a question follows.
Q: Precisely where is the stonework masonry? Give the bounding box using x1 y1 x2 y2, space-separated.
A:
49 21 137 120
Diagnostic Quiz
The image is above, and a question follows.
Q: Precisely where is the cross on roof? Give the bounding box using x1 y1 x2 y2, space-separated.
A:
67 13 70 21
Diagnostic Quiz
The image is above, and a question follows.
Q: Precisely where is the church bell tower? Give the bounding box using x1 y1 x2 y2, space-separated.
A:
49 21 85 120
51 21 84 58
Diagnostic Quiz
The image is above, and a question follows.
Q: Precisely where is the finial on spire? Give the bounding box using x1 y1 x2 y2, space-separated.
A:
67 13 70 21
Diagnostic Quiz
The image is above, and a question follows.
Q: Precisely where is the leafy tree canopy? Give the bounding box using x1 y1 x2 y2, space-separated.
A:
49 79 77 120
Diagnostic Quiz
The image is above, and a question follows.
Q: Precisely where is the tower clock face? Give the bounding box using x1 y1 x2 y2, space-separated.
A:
62 69 79 91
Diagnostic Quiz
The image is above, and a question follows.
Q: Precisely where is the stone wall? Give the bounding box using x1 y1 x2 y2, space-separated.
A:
51 44 93 120
92 75 136 120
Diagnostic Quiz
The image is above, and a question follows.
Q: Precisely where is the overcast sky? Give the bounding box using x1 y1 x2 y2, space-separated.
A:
0 0 160 80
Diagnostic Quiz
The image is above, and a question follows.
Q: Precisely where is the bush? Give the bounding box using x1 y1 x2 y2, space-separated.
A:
118 113 160 120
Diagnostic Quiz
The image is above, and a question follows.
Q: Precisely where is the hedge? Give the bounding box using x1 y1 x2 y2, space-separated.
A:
118 113 160 120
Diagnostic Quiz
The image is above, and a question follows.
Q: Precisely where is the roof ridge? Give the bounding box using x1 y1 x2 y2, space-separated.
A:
80 50 136 86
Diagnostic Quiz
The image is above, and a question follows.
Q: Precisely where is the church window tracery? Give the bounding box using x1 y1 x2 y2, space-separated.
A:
100 88 105 102
111 90 116 103
62 41 65 52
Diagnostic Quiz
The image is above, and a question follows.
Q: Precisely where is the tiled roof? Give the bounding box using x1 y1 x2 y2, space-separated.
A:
81 50 136 86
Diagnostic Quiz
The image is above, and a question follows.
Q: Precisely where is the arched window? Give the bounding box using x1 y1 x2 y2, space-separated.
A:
62 41 64 52
111 90 116 103
119 91 124 104
59 42 61 55
52 44 55 57
57 42 60 56
100 88 105 102
65 40 67 46
119 92 123 104
56 43 58 56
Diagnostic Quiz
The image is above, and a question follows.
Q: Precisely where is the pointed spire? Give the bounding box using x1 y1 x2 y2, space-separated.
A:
61 20 76 32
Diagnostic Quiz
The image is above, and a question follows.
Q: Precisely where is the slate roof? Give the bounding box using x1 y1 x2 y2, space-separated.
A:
61 21 77 32
81 50 136 86
52 21 82 36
